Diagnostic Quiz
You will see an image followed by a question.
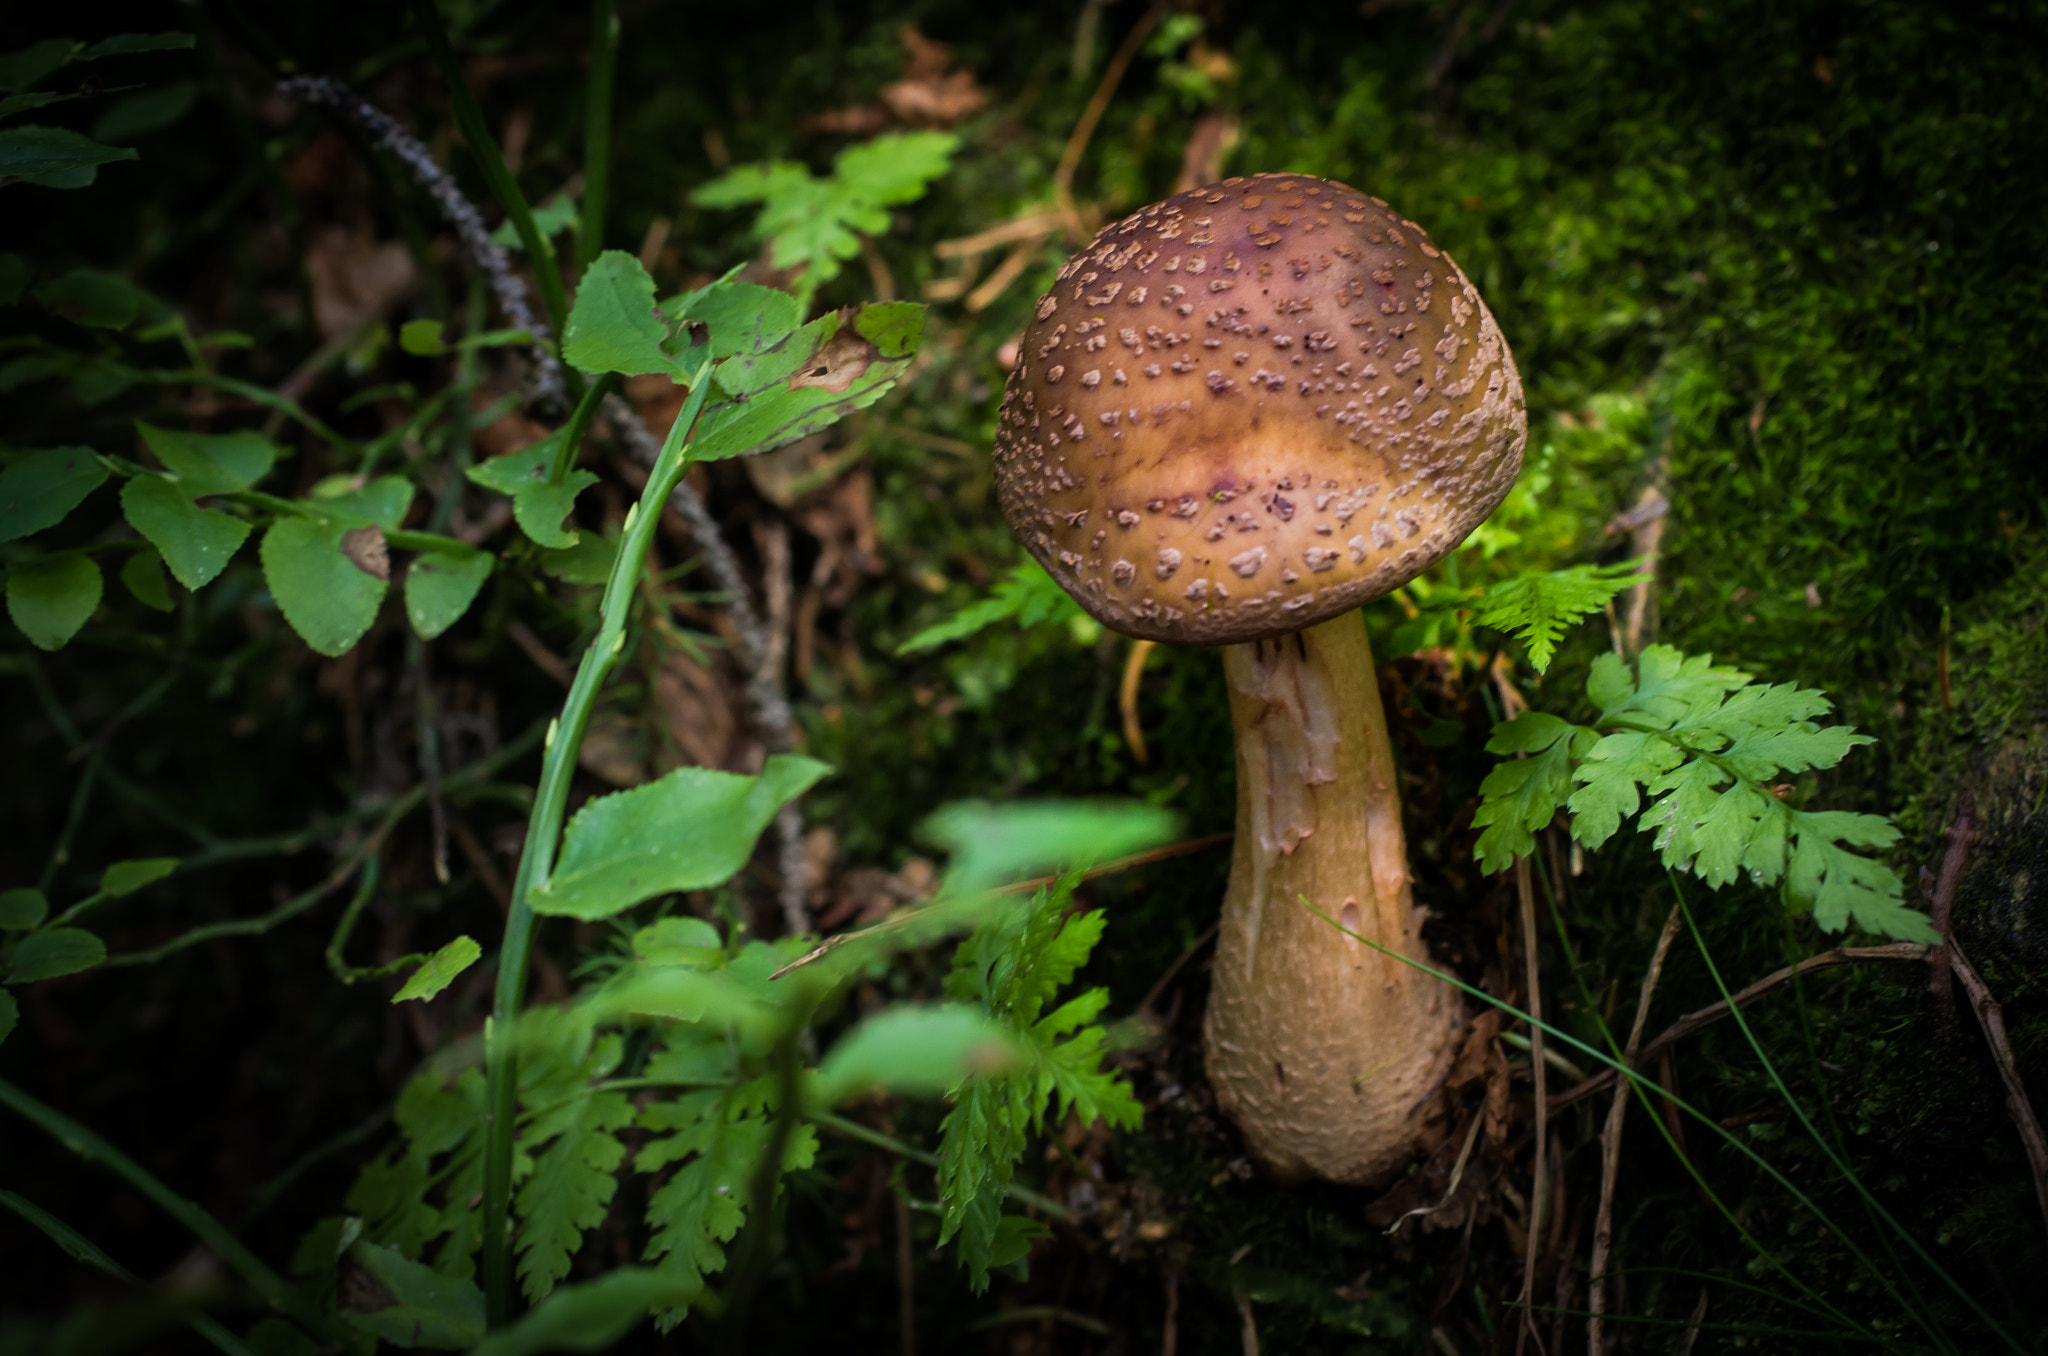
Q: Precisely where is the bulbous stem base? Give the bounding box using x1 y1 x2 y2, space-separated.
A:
1203 611 1464 1185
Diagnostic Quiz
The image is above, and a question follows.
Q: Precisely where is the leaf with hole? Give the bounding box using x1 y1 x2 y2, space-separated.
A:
261 515 387 657
0 446 106 542
529 755 831 921
7 927 106 983
121 476 250 590
6 553 100 650
404 551 492 639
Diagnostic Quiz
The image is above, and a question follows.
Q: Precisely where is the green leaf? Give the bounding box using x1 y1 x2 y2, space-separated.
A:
688 306 923 462
0 126 139 188
471 1268 700 1356
638 1074 816 1303
79 32 197 58
694 133 957 295
0 446 107 542
339 1241 484 1350
392 936 483 1003
260 515 386 657
1470 562 1643 672
32 268 155 329
319 475 414 529
538 532 616 584
530 755 830 920
490 194 577 252
0 990 15 1049
922 801 1177 899
136 421 281 494
0 39 79 94
812 1006 1019 1106
399 318 447 355
404 551 492 639
6 553 100 650
0 889 48 930
90 81 197 143
897 560 1083 654
514 472 596 549
101 857 176 897
118 547 172 610
631 916 723 966
677 281 801 365
466 436 557 495
562 251 679 379
1473 734 1585 872
121 476 250 589
515 1087 634 1302
7 927 106 983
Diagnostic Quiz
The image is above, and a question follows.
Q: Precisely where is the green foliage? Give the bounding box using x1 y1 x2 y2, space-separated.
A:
0 889 48 930
529 756 829 921
405 553 494 641
5 927 106 983
5 553 99 650
561 251 683 380
693 132 959 299
392 937 483 1004
1475 645 1933 940
259 516 388 658
937 878 1141 1291
1390 560 1641 673
0 447 106 541
341 1241 485 1350
897 560 1087 654
469 1269 698 1356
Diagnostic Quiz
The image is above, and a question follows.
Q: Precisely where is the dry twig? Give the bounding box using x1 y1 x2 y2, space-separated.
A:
1923 788 1978 1020
1053 3 1169 238
1949 937 2048 1237
1587 902 1684 1356
1515 857 1548 1356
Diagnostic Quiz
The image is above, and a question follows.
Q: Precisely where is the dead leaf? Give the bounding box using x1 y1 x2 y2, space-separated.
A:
342 526 390 581
306 226 416 339
804 24 986 133
788 326 879 393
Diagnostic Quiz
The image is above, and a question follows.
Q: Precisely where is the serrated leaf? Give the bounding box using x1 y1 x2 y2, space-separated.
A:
120 477 249 589
1483 711 1578 755
118 547 172 610
0 126 138 187
516 1090 634 1302
101 857 176 896
340 1241 484 1350
6 553 100 650
1473 736 1580 871
1567 730 1683 849
0 446 107 542
1470 562 1640 673
7 927 105 983
812 1005 1018 1106
261 515 386 656
467 437 557 496
393 936 482 1003
563 251 681 379
897 560 1082 654
530 756 830 920
136 422 281 494
0 889 48 930
404 551 492 639
688 349 914 463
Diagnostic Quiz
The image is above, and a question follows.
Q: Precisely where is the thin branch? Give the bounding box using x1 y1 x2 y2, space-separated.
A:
1588 902 1683 1356
1923 788 1977 1020
1949 937 2048 1238
1053 3 1169 238
1515 857 1548 1356
277 75 566 407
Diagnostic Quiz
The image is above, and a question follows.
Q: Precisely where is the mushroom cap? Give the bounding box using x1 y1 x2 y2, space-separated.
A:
991 174 1527 646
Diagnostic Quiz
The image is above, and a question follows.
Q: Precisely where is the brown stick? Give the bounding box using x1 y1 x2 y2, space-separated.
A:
1547 943 1931 1116
1949 937 2048 1238
1587 902 1684 1356
1515 856 1547 1356
1924 789 1977 1021
1053 3 1169 238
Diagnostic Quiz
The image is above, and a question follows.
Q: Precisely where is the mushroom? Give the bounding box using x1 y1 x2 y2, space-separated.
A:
988 175 1526 1183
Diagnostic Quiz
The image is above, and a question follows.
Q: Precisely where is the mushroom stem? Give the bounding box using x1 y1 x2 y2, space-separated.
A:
1203 610 1462 1184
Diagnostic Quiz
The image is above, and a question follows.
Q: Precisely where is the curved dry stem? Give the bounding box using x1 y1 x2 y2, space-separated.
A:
1202 610 1462 1184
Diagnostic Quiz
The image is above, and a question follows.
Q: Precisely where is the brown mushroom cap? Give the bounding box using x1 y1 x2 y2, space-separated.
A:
992 174 1527 645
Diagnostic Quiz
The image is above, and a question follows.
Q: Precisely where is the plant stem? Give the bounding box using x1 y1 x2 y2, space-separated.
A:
479 356 711 1327
577 0 618 273
548 371 617 483
813 1111 1071 1220
0 1079 331 1341
410 0 577 374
